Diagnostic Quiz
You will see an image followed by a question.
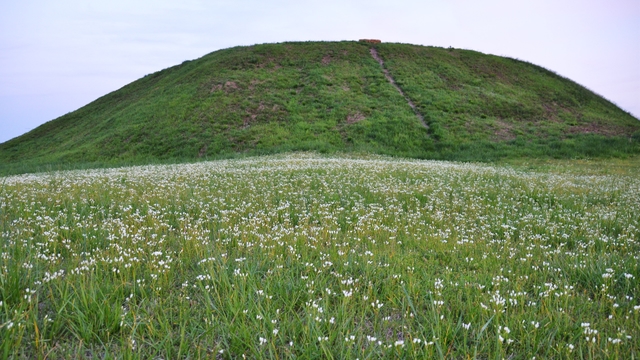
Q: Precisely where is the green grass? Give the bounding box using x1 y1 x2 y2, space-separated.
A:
1 153 638 358
1 41 638 175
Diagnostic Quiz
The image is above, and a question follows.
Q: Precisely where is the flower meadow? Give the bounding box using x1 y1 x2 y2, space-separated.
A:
1 153 638 359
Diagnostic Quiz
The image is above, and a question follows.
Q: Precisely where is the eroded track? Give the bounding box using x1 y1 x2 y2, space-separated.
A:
369 48 428 129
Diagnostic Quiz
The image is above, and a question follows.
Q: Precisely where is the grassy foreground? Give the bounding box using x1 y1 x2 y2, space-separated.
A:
1 153 638 359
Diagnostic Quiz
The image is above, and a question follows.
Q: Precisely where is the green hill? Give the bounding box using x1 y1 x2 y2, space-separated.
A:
1 41 639 172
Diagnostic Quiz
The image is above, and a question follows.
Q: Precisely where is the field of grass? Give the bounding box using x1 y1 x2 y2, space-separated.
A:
1 153 638 359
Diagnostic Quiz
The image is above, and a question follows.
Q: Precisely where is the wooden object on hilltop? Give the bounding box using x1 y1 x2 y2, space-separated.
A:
359 39 381 44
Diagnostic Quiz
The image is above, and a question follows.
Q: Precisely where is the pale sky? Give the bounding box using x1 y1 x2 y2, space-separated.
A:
1 0 638 143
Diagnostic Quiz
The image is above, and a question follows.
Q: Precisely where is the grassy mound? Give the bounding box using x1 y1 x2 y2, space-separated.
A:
1 41 638 173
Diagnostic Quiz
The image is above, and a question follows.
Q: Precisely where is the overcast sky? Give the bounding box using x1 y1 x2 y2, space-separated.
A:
1 0 638 143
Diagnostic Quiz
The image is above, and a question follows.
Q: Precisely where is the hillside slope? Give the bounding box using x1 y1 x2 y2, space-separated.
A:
1 41 638 170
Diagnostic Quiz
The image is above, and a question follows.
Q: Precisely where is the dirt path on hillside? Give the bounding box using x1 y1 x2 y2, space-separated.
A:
369 48 428 129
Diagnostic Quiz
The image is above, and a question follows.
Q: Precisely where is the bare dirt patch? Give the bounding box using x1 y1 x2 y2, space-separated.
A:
211 81 239 93
243 114 257 129
567 123 631 136
346 112 365 124
249 79 264 91
198 144 207 157
492 120 517 141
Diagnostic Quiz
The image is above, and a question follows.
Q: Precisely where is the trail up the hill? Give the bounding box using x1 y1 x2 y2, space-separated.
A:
369 48 429 129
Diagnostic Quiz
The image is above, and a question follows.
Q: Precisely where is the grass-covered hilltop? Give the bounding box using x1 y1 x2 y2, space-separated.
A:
1 41 639 173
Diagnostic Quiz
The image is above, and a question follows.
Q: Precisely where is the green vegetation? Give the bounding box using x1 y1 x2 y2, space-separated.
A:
1 41 638 175
376 43 640 159
1 154 639 358
1 40 639 357
2 40 638 359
